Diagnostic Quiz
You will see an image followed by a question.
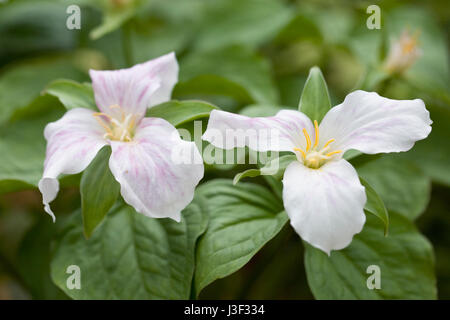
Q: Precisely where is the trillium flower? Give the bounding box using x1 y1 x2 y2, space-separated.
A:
39 53 204 222
384 29 422 74
202 91 432 254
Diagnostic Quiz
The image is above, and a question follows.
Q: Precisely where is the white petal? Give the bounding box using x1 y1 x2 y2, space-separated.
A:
108 117 204 221
202 109 314 152
39 108 108 221
319 90 432 155
89 52 178 119
282 160 366 254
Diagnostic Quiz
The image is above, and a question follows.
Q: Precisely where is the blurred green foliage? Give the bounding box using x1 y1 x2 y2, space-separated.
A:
0 0 448 299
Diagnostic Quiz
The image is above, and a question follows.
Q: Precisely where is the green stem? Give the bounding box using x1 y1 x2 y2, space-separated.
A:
122 22 133 67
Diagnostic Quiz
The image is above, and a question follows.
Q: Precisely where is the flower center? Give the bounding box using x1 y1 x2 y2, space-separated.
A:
93 105 136 142
293 120 342 169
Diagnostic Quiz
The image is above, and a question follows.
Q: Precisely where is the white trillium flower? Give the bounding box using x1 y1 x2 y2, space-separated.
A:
202 91 432 254
39 53 204 222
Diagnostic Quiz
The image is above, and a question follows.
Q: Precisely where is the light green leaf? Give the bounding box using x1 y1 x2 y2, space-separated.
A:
194 179 288 296
146 100 218 127
176 46 279 107
233 155 296 185
360 177 389 235
305 212 437 299
45 79 96 111
80 146 120 238
51 197 208 299
357 154 431 220
298 66 331 122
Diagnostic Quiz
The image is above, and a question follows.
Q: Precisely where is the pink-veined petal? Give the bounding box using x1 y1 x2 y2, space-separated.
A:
282 159 366 255
202 109 314 152
318 90 432 156
108 117 204 221
38 108 108 221
89 52 178 119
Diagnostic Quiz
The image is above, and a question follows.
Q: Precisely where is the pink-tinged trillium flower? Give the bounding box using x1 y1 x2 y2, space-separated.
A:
384 29 422 74
202 91 432 254
39 53 204 222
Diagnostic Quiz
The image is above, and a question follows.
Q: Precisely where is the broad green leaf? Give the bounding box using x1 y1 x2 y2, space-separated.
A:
360 177 389 235
45 79 96 111
80 146 120 238
401 105 450 187
194 0 293 51
305 212 437 299
0 95 65 193
357 154 431 220
0 56 86 125
194 179 288 296
146 100 218 127
298 66 331 122
176 46 279 107
233 155 296 184
51 197 208 299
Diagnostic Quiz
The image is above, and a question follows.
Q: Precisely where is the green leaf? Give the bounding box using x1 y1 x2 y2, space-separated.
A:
357 154 431 220
45 79 96 111
0 56 86 125
233 155 296 184
305 212 437 299
298 66 331 122
360 177 389 235
146 100 218 127
50 197 208 299
194 0 293 51
80 146 120 238
0 95 65 193
400 105 450 187
194 179 288 296
17 218 68 300
176 46 279 107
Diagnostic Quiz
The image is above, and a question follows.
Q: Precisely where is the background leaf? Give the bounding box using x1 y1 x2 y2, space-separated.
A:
50 196 208 299
194 179 288 296
305 212 437 299
357 154 431 220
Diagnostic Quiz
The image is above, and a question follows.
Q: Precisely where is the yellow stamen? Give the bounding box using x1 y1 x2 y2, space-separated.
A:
323 138 335 149
303 128 311 151
313 120 319 149
293 147 306 159
326 150 342 157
